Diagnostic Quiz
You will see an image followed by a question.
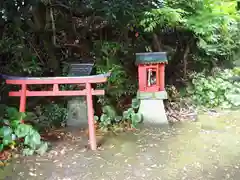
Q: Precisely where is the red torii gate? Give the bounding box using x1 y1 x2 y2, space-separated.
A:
3 73 110 150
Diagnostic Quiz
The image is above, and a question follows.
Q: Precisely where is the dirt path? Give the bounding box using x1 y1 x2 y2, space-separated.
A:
1 110 240 180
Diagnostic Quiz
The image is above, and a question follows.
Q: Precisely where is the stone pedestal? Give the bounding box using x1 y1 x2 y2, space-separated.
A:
66 63 95 128
137 91 168 124
67 97 88 128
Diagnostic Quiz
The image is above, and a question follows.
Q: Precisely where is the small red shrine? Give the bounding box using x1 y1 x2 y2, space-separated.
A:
136 52 168 93
136 52 169 124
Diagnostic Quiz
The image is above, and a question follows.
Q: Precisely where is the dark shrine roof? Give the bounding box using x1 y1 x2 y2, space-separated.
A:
135 52 168 65
68 63 94 76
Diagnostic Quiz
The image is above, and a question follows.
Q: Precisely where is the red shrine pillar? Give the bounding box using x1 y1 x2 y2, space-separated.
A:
159 63 165 91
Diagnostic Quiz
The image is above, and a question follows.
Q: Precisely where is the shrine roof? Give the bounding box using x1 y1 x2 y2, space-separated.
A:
135 52 168 65
68 63 94 76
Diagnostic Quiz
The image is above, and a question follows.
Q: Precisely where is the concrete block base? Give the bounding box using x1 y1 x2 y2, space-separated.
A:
138 99 168 124
67 97 88 128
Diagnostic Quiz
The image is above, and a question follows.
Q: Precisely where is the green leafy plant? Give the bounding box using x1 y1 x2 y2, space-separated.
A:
0 107 48 156
187 69 240 108
95 98 143 130
123 98 143 128
95 105 122 130
34 104 68 128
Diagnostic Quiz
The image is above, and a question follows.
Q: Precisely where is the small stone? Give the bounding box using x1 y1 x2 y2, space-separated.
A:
18 172 24 176
60 149 66 155
29 172 37 176
151 164 157 168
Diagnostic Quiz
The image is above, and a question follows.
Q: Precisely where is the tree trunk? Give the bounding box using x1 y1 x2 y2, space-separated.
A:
152 33 162 51
183 43 190 79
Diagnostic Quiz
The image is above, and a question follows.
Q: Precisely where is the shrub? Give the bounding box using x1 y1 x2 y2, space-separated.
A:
41 104 68 128
187 69 240 108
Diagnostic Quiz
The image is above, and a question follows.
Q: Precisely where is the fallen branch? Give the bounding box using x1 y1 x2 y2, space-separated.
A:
50 1 56 46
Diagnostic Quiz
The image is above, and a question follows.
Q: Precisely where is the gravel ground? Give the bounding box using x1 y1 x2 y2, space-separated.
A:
1 110 240 180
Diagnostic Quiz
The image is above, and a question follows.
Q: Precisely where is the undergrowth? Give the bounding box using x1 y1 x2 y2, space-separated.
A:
94 98 143 131
0 106 48 156
187 68 240 108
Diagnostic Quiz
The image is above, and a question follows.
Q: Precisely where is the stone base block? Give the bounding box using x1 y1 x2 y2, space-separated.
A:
137 91 168 100
67 97 88 128
138 99 168 124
